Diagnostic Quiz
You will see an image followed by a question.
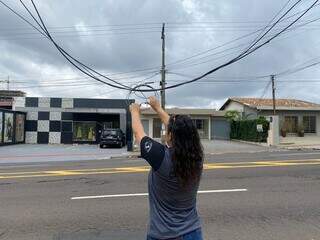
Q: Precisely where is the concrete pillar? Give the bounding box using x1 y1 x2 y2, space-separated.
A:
119 113 126 133
267 115 280 146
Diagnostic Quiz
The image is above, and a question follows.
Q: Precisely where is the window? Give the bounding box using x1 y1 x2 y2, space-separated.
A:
284 116 298 133
4 112 14 143
303 116 316 133
103 130 117 135
141 119 149 136
153 118 162 138
15 114 25 142
73 121 96 142
193 119 204 130
192 119 209 139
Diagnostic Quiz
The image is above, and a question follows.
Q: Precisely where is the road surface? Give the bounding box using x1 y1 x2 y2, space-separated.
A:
0 150 320 239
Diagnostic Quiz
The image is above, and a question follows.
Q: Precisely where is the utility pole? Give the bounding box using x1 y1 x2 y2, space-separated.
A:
160 23 166 110
160 23 166 143
7 76 10 90
271 75 276 115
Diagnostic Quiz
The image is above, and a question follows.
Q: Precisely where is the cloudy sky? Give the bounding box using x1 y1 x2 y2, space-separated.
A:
0 0 319 109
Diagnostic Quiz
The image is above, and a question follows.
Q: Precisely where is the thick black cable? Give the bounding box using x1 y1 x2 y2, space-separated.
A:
2 0 317 93
25 0 134 90
0 0 132 90
33 0 318 92
155 0 319 92
235 0 302 60
166 1 319 67
168 15 320 70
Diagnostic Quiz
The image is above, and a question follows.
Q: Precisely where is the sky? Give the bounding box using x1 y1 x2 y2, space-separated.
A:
0 0 320 109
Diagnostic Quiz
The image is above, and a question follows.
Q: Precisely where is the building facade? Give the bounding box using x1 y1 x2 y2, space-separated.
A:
12 97 133 149
220 98 320 136
140 108 230 140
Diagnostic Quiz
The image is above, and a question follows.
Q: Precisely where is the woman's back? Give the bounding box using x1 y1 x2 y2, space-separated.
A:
130 99 203 239
141 137 201 239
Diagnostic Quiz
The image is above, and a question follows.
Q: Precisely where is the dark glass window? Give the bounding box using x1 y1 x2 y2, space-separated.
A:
73 121 96 142
303 116 316 133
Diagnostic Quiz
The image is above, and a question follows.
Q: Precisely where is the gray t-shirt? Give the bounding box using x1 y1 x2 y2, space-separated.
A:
141 136 201 239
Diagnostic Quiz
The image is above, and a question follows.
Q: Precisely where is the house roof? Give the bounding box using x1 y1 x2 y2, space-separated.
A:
141 107 226 117
0 90 26 97
220 97 320 111
0 97 13 107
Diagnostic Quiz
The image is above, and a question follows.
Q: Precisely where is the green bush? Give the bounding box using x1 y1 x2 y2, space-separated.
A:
230 117 269 142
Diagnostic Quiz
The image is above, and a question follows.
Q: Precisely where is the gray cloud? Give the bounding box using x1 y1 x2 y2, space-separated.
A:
0 0 319 107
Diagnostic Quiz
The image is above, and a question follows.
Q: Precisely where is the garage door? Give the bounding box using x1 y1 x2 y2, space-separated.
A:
211 118 230 140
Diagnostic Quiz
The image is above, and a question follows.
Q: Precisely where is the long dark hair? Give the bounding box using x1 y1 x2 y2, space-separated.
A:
168 115 204 187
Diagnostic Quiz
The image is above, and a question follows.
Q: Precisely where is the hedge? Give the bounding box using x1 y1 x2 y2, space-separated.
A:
230 117 269 142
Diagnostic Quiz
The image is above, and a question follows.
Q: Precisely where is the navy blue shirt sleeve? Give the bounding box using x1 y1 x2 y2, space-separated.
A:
140 136 165 171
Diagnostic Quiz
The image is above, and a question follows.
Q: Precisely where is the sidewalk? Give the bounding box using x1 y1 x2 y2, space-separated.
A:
0 144 128 164
278 136 320 150
132 139 274 157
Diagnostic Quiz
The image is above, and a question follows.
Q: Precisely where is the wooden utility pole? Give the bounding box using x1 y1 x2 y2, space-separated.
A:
160 23 166 110
271 75 276 115
160 23 166 143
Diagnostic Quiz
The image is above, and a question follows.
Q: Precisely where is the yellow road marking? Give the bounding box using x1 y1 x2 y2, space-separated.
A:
0 159 320 180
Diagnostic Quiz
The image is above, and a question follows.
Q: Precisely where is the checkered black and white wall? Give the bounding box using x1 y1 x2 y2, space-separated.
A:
12 97 131 145
13 97 74 144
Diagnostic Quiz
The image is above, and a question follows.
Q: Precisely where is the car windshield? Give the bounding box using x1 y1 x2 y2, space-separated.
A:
104 130 117 135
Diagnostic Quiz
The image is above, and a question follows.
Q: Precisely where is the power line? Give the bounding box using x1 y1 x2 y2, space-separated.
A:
165 3 320 68
1 0 317 93
275 57 320 77
165 17 320 70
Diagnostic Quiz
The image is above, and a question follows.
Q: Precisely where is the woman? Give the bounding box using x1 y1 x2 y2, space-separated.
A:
130 96 204 240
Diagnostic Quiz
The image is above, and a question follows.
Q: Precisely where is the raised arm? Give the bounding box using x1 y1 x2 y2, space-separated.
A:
148 96 170 126
129 103 146 144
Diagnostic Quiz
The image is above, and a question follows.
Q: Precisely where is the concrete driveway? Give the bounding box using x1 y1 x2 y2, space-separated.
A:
0 144 128 164
202 140 272 155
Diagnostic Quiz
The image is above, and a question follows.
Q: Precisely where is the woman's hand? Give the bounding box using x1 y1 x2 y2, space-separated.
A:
148 96 161 111
129 103 141 115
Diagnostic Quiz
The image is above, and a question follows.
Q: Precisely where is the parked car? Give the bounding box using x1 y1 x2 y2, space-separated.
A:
99 128 126 148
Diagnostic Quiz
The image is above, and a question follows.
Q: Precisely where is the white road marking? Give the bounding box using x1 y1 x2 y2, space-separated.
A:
71 189 248 200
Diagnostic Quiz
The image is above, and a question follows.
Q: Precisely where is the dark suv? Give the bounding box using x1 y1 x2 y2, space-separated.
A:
99 128 126 148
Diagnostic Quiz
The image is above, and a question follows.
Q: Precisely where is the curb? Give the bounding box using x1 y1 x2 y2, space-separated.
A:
277 146 320 151
230 139 269 147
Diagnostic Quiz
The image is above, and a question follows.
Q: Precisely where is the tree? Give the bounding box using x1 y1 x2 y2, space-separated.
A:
224 110 241 121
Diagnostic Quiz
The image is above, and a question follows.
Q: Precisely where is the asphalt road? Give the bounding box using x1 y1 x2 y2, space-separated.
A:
0 150 320 240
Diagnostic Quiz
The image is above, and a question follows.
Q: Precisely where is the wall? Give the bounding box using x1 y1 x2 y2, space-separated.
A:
224 101 245 112
141 114 229 140
243 106 258 119
12 97 133 146
259 110 320 136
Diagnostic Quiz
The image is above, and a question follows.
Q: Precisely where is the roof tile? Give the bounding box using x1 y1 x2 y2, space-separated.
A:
230 97 320 108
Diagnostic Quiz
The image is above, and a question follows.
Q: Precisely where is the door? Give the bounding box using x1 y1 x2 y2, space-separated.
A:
211 118 230 140
284 116 298 133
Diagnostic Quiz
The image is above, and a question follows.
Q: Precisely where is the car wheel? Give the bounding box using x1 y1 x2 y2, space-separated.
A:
99 144 104 148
